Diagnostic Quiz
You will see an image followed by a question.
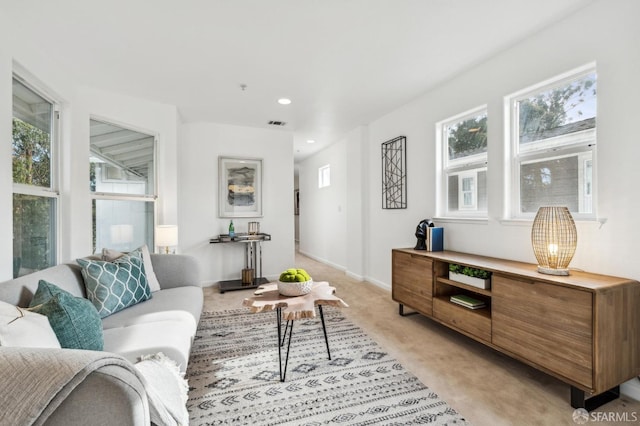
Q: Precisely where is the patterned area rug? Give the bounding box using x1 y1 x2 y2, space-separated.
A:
186 308 469 425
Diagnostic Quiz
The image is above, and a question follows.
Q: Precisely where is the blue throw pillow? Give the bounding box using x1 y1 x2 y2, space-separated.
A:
29 280 104 351
77 252 152 318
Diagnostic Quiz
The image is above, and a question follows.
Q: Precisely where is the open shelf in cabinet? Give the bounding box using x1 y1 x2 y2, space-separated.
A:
434 260 491 304
436 277 491 297
432 295 492 342
433 259 492 333
433 295 491 319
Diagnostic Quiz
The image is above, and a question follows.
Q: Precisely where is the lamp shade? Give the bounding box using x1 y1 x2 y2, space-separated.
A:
155 225 178 249
531 207 577 275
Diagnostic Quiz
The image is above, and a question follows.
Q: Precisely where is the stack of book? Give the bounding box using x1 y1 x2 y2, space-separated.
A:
450 294 486 310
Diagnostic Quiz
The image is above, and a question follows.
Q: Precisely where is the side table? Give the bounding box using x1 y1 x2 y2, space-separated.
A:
243 281 348 381
210 233 271 293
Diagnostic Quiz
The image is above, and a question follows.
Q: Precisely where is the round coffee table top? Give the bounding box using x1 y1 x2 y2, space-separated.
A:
242 281 348 320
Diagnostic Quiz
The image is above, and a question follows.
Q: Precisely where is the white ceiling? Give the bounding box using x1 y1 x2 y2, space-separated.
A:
3 0 593 162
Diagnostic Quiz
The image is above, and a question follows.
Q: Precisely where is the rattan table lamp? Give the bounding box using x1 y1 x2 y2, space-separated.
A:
531 206 577 275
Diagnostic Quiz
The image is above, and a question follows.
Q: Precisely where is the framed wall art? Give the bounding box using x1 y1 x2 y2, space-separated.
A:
218 156 263 217
381 136 407 209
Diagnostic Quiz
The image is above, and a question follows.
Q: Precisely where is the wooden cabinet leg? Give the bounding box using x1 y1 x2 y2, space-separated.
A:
571 385 619 411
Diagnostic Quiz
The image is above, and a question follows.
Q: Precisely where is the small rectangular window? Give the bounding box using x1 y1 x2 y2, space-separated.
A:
437 106 488 217
509 65 596 218
318 164 331 188
459 173 477 210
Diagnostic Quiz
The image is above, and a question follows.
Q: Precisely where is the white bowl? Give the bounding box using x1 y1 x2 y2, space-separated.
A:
277 279 313 296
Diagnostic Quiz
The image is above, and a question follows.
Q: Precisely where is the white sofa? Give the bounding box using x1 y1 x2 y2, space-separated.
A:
0 254 202 425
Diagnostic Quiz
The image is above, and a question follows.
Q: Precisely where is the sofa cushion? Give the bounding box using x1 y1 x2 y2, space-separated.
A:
28 280 103 351
102 245 161 292
103 320 194 373
0 300 61 348
77 253 152 318
101 286 202 335
0 264 85 307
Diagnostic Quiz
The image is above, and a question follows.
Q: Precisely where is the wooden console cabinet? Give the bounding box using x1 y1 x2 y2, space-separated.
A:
391 248 640 410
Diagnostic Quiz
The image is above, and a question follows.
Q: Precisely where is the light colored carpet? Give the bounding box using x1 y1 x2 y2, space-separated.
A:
186 307 469 425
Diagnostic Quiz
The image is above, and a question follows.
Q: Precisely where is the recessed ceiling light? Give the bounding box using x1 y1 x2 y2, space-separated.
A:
278 98 292 105
307 139 316 144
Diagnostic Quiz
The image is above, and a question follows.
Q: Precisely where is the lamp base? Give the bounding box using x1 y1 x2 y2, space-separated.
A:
537 266 570 276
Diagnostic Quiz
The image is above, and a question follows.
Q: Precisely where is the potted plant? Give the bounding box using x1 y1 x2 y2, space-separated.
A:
449 263 491 289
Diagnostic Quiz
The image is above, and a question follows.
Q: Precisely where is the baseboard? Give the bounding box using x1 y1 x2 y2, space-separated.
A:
621 378 640 401
364 276 390 291
298 250 347 272
297 250 391 291
345 271 364 281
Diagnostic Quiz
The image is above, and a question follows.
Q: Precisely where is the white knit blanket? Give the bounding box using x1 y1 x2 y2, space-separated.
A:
135 352 189 426
0 347 142 426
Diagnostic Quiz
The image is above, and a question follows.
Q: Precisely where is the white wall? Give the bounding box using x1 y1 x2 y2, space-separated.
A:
345 126 367 280
0 20 181 279
298 125 368 279
178 122 295 284
0 14 13 279
301 0 640 288
0 17 80 279
298 133 349 271
0 11 293 283
75 87 180 258
294 173 299 242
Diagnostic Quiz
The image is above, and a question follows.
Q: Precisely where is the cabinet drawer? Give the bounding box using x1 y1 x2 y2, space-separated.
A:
492 275 593 387
433 297 491 343
392 251 433 316
393 282 433 316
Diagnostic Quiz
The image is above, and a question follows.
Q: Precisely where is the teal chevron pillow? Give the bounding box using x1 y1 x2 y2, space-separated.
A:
29 280 103 351
77 253 152 318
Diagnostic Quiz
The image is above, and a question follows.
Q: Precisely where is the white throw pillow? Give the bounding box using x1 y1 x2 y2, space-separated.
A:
139 244 161 292
0 300 61 348
101 244 161 292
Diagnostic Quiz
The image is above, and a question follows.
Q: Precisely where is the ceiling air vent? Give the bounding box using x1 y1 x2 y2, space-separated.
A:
268 120 287 126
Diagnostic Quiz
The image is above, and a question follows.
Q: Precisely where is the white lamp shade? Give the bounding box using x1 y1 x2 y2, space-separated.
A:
155 225 178 247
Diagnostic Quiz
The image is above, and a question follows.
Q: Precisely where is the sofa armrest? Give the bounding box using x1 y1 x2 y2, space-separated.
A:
0 348 149 426
45 364 149 426
150 254 201 290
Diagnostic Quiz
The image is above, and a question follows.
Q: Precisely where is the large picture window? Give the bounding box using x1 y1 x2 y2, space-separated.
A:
509 65 596 218
12 76 59 277
90 119 156 253
437 106 488 217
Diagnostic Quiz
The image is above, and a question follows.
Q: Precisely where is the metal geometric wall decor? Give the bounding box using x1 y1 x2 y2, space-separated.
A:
381 136 407 209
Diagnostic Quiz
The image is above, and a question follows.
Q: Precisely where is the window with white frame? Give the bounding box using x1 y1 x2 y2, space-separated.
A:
318 164 331 188
12 76 59 277
508 65 596 218
89 119 156 253
437 106 488 217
